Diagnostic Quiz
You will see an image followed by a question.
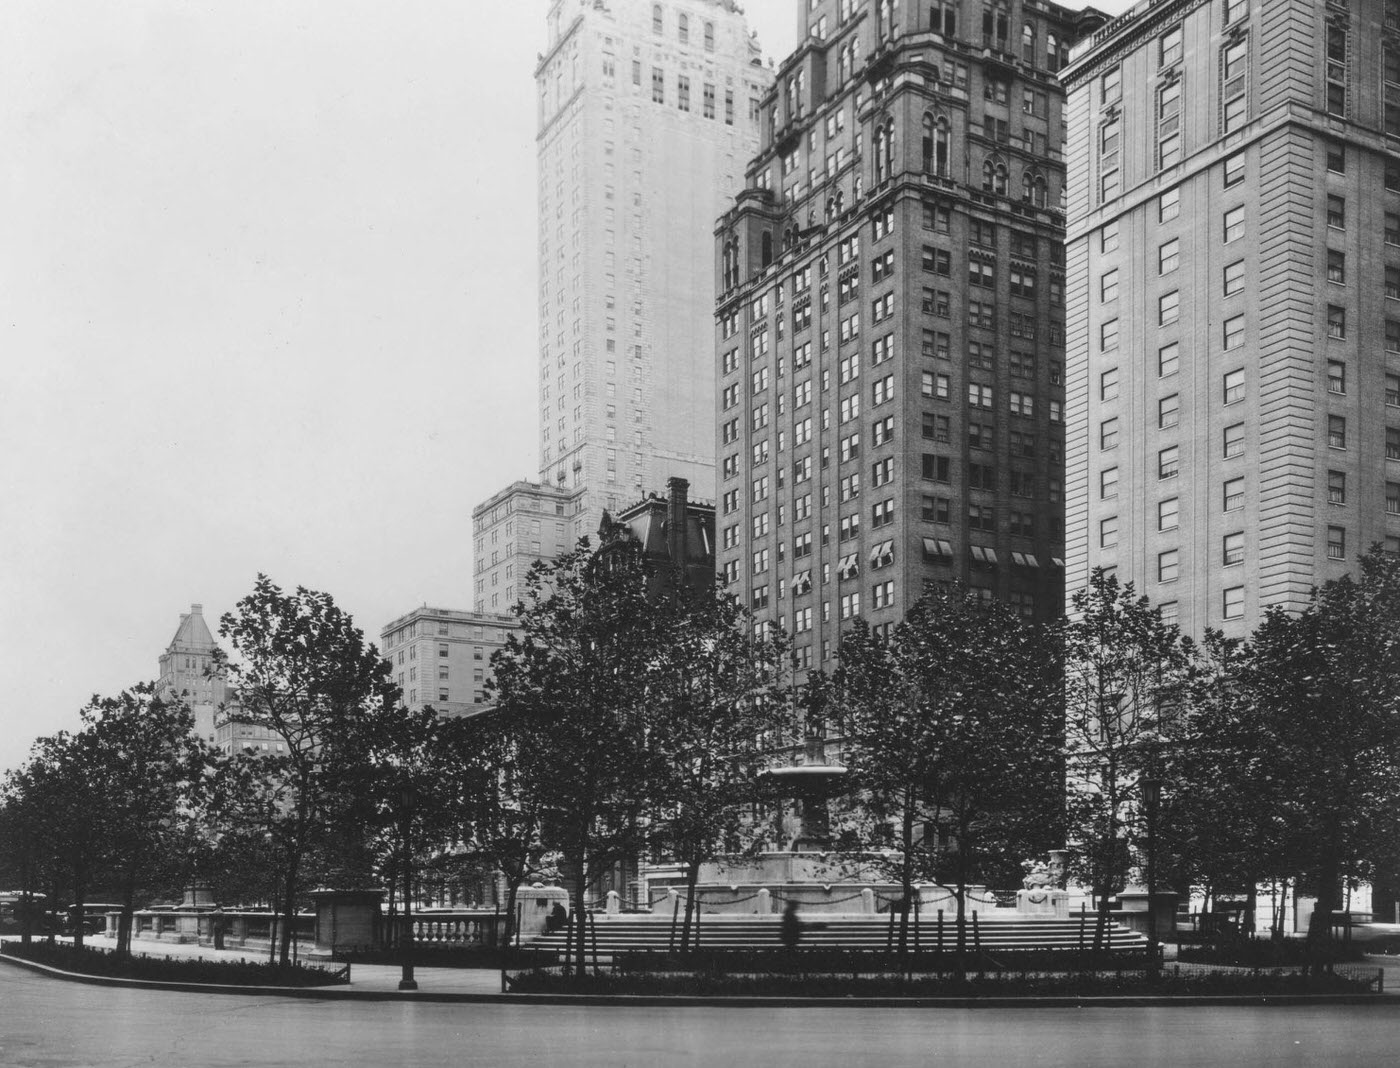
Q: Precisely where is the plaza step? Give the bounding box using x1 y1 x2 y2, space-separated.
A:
529 914 1148 958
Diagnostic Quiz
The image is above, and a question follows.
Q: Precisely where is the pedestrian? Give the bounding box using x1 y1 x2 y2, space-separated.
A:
780 899 802 952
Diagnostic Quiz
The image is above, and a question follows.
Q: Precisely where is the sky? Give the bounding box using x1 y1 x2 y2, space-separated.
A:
0 0 1133 775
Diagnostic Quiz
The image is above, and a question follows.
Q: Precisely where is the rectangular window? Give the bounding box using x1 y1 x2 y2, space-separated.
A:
1223 206 1245 243
1101 269 1119 302
1159 188 1180 223
1224 477 1244 511
1158 342 1179 378
1390 373 1400 406
1158 497 1179 531
1159 393 1180 429
1224 152 1245 187
1328 305 1346 339
1101 417 1119 450
1160 26 1182 66
1327 360 1346 394
1101 319 1119 351
1327 249 1346 285
1158 549 1180 583
1223 531 1244 567
1223 315 1245 350
1328 469 1346 505
1100 515 1119 548
1224 422 1245 458
1327 195 1345 229
1159 445 1179 480
1223 586 1245 619
1327 525 1346 560
1159 291 1179 325
1328 414 1347 449
1224 260 1245 296
1158 239 1179 274
1101 367 1119 401
1387 427 1400 461
1223 369 1245 404
1100 466 1119 499
1389 482 1400 515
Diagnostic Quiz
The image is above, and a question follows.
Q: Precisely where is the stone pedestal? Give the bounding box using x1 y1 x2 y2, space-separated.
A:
1116 891 1179 941
311 889 385 955
515 885 570 942
1016 888 1071 917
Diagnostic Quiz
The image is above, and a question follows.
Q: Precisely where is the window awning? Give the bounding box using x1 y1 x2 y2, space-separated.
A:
1051 557 1065 569
1011 551 1040 568
922 537 953 559
869 540 893 562
970 545 999 565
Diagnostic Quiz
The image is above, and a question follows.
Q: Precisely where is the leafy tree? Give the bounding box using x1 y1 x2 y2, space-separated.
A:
0 760 64 944
76 684 211 956
211 574 399 965
645 576 793 953
836 586 1062 967
1063 569 1198 950
1238 550 1400 944
490 539 668 977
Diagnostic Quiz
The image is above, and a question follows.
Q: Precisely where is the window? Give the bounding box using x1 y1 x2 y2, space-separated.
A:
1223 369 1245 404
1327 305 1345 339
1102 65 1121 102
1224 422 1245 458
1159 393 1180 429
1327 526 1346 561
1224 477 1244 511
1326 140 1345 173
1327 360 1346 395
1389 373 1400 406
1100 515 1119 548
1159 445 1179 480
872 498 895 528
1387 427 1400 461
1388 268 1400 301
1327 195 1345 229
1224 260 1245 296
1389 213 1400 246
1101 418 1119 450
1159 342 1179 378
1101 221 1119 254
1391 323 1400 354
1158 549 1180 583
968 382 994 408
922 245 951 274
922 453 951 482
1327 249 1345 285
1101 318 1120 351
1100 466 1119 499
1160 26 1182 66
1390 481 1400 515
1159 239 1179 274
1101 367 1119 401
1223 206 1244 243
1223 531 1244 567
1328 414 1346 449
1223 586 1245 620
1159 291 1179 325
871 457 894 487
1224 153 1245 187
1101 269 1119 302
652 67 665 104
1159 188 1180 223
1158 497 1180 531
1328 469 1346 505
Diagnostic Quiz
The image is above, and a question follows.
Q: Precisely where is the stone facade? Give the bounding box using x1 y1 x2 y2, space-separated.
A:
1062 0 1400 636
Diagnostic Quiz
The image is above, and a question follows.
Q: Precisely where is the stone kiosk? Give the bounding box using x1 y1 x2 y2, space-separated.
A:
311 889 384 956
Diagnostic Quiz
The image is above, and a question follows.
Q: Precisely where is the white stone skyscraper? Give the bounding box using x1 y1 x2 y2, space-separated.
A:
534 0 771 535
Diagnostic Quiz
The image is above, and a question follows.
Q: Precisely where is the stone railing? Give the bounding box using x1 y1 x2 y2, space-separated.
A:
381 909 507 950
108 908 315 948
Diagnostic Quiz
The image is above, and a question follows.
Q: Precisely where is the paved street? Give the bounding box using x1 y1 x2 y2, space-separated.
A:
4 963 1400 1068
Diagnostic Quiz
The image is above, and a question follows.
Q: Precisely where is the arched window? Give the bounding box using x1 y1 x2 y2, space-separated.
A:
922 113 935 172
678 13 688 44
1022 170 1047 207
721 242 733 290
825 197 837 224
936 116 950 176
652 4 663 35
704 21 714 51
1022 22 1036 64
878 0 892 39
761 231 774 267
834 190 844 215
1046 32 1060 72
873 119 894 183
983 157 1008 195
839 41 853 82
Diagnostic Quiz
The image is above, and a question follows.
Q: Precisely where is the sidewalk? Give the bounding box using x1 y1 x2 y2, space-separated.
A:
4 934 508 997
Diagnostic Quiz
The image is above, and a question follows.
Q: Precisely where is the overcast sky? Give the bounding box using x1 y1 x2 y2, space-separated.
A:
0 0 1132 775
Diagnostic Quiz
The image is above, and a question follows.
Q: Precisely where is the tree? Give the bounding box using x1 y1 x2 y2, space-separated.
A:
836 585 1063 968
644 576 793 953
211 574 399 965
76 684 211 956
1063 569 1198 951
1238 550 1400 945
489 538 668 977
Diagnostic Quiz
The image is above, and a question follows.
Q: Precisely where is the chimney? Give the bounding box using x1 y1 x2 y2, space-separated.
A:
666 477 689 565
191 604 203 614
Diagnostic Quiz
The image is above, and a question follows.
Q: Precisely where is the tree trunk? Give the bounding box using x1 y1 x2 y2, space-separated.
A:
1307 853 1342 948
499 876 521 994
71 864 86 952
954 837 969 983
680 851 701 956
278 861 299 967
571 875 588 980
898 792 914 958
118 869 138 958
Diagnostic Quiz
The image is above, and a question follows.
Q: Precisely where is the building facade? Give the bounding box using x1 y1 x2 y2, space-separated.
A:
472 480 576 613
380 607 518 717
1062 0 1400 637
534 0 771 538
156 603 282 756
715 0 1096 672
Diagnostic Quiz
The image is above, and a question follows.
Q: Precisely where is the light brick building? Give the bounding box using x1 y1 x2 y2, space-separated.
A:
380 606 518 717
715 0 1100 672
472 480 575 613
1062 0 1400 637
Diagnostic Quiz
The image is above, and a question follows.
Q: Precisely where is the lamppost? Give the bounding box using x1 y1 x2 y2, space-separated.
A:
398 779 418 992
1141 775 1163 980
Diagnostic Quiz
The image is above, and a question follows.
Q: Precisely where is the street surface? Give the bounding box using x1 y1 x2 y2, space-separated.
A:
3 965 1400 1067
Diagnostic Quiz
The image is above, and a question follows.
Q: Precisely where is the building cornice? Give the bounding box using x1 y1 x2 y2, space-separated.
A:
1061 0 1210 87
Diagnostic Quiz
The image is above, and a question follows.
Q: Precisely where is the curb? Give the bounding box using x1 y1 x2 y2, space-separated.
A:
3 954 1398 1008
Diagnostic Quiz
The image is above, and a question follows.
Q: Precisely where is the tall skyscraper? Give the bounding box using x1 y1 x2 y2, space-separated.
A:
534 0 770 536
715 0 1096 672
1062 0 1400 637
